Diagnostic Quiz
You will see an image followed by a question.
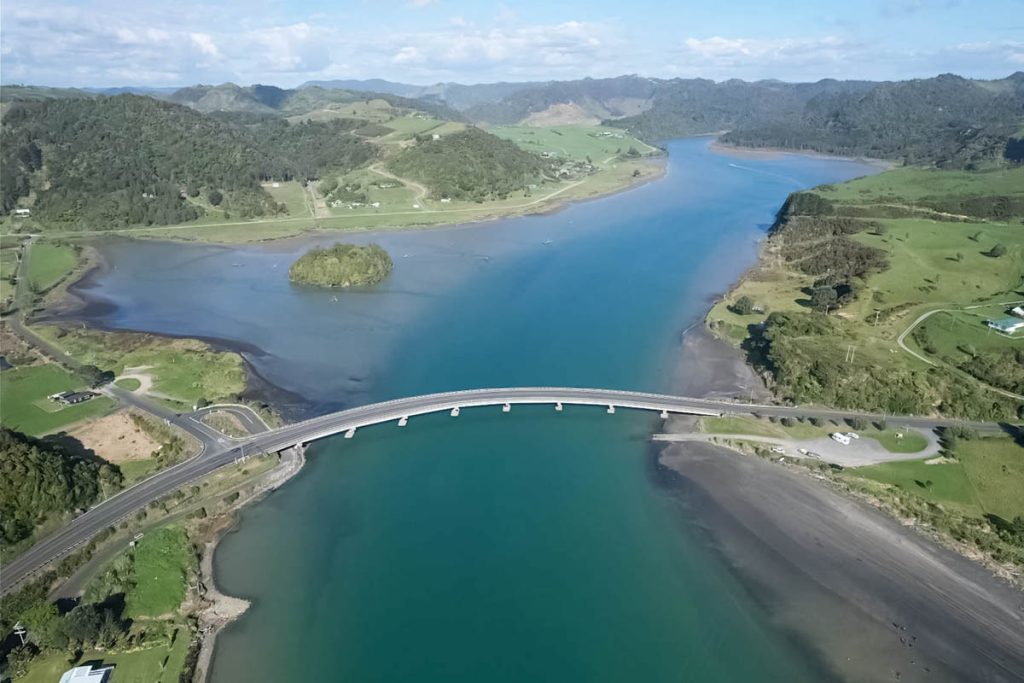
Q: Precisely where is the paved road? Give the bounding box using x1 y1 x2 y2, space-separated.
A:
2 385 1002 594
191 404 271 436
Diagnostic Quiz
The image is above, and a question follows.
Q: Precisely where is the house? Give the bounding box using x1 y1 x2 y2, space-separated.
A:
370 201 381 209
440 197 452 204
431 133 441 141
59 665 113 683
1011 306 1024 319
58 391 96 406
987 317 1024 335
13 208 31 217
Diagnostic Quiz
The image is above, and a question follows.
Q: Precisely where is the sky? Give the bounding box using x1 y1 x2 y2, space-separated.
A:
1 0 1022 88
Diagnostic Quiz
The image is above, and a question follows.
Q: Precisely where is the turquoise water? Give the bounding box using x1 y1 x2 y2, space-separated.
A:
71 140 879 681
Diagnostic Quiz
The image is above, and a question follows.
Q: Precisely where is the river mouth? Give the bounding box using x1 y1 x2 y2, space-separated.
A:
56 139 891 682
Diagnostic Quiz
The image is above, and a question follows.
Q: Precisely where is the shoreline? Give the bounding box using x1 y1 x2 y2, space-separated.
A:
193 445 307 683
25 137 1017 680
656 441 1024 682
708 139 896 168
7 156 668 247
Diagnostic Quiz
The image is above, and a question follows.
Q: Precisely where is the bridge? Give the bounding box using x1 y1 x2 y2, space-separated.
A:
0 386 985 594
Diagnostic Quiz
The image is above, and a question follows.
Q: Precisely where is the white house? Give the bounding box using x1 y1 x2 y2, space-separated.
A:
1011 306 1024 319
987 317 1024 335
13 208 31 217
59 665 113 683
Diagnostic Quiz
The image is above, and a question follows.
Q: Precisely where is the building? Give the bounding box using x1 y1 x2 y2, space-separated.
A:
13 208 31 217
1011 306 1024 319
987 317 1024 335
50 391 96 406
59 665 113 683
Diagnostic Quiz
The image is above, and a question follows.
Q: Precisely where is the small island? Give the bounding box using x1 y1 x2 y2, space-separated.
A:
288 243 393 288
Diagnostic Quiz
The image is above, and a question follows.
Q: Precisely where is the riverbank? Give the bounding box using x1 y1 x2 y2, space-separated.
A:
7 156 666 246
658 441 1024 682
709 139 896 168
193 445 306 683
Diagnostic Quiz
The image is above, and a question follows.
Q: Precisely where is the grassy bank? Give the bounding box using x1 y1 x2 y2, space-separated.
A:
707 165 1024 420
34 326 245 409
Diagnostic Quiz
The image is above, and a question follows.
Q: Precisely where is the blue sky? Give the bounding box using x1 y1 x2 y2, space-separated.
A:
2 0 1022 87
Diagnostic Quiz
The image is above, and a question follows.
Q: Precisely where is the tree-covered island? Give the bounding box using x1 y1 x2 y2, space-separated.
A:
288 243 393 287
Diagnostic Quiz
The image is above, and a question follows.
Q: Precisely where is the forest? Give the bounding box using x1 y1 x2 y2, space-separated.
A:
0 428 122 548
0 95 376 228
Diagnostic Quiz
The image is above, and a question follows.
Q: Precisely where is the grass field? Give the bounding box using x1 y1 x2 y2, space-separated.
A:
817 166 1024 203
0 244 19 281
845 434 1023 519
115 377 142 391
118 458 161 486
264 180 311 216
35 326 245 407
18 625 190 683
488 125 659 162
27 242 78 291
699 415 929 453
125 526 193 618
0 363 114 435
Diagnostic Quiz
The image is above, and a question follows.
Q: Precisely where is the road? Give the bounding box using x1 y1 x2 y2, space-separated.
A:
1 385 1000 594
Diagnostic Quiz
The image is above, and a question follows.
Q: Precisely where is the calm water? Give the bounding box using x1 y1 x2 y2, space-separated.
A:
71 140 878 681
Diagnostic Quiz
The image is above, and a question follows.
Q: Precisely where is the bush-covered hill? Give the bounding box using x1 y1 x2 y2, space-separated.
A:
0 95 376 227
719 73 1024 167
0 428 122 547
166 83 464 121
386 127 551 201
289 243 393 288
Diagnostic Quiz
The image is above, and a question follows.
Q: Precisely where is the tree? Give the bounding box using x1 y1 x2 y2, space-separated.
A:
731 295 755 315
849 417 867 431
810 286 838 312
986 243 1007 258
80 364 114 388
208 189 223 206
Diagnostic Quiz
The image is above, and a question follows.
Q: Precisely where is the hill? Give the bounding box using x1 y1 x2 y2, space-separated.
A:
165 83 463 122
707 165 1024 420
459 72 1022 168
0 94 376 228
386 127 553 201
300 79 545 111
720 73 1024 167
465 75 659 125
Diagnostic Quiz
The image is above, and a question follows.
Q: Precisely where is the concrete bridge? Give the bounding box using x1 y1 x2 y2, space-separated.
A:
1 386 985 594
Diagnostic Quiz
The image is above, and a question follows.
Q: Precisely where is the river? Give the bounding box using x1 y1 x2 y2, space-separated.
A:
66 139 879 681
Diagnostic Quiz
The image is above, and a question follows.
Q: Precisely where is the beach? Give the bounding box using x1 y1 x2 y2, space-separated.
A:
657 440 1024 682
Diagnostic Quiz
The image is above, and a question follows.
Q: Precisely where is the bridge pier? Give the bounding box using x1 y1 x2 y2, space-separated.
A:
555 402 563 412
398 416 408 427
450 407 460 417
502 403 511 413
660 410 669 419
607 405 616 414
344 428 356 439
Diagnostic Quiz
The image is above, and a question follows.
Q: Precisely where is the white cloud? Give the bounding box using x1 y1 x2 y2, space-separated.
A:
407 0 437 7
678 36 859 72
190 33 220 59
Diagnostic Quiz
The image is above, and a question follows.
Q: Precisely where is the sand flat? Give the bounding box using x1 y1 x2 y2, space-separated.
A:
660 442 1024 683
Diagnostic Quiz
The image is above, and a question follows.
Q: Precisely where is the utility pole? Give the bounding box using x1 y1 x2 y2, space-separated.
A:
845 345 857 363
